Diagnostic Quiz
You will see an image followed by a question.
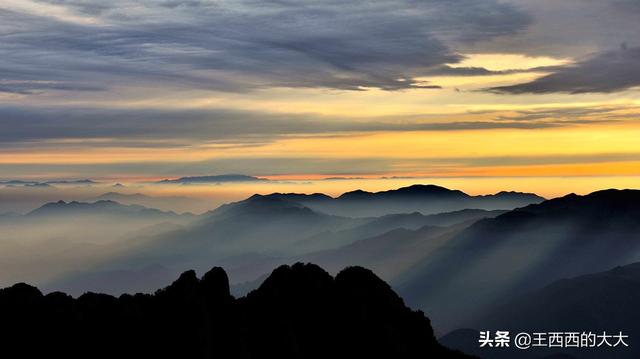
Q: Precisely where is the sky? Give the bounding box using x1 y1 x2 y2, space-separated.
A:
1 0 640 195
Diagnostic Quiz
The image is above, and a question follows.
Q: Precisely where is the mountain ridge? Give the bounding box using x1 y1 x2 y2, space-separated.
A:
0 263 475 359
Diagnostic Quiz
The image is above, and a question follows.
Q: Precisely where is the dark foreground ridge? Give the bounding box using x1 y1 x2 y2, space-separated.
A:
0 263 472 359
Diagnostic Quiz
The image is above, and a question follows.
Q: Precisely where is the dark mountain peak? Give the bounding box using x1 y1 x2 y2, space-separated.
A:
0 263 472 358
0 282 43 302
338 184 468 201
173 269 199 288
586 188 640 201
252 263 334 299
77 292 119 306
155 269 200 299
338 188 373 200
212 194 312 218
241 195 306 210
201 267 231 299
396 184 466 196
488 190 544 200
517 188 640 216
336 266 404 307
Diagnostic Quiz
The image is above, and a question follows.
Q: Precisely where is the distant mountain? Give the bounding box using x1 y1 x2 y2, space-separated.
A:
0 179 96 186
395 189 640 333
442 262 640 359
174 209 504 295
24 182 52 188
301 225 460 281
115 196 360 267
292 209 506 253
158 174 268 184
45 179 96 185
26 200 193 220
46 189 522 295
263 184 544 217
94 192 210 213
0 263 474 358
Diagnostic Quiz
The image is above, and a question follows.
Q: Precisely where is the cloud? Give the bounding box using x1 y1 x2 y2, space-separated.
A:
0 0 531 93
0 105 601 150
461 0 640 58
487 46 640 94
493 106 640 121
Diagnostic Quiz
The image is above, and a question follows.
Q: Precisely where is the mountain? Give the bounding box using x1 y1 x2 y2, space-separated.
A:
442 262 640 359
0 263 474 358
301 224 462 281
45 179 96 185
263 184 544 217
0 179 96 186
94 192 211 213
395 189 640 333
40 190 516 296
0 200 200 288
99 196 363 276
158 174 268 184
24 182 52 188
26 200 193 220
292 209 506 253
181 210 504 295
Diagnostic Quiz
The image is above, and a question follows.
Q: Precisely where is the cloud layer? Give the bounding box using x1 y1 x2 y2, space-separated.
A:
489 46 640 94
0 104 622 149
0 0 532 94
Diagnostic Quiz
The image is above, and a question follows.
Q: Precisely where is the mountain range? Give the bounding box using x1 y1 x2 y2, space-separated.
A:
157 174 268 184
4 183 640 358
395 189 640 332
0 263 473 359
49 188 516 295
261 184 544 217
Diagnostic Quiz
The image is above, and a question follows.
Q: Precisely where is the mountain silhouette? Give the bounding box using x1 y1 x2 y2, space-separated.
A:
25 199 194 220
263 184 544 217
396 189 640 332
94 191 211 213
293 208 507 253
0 263 474 358
67 195 511 295
158 174 267 184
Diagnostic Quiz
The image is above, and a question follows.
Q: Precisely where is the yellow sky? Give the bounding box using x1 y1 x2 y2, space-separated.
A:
2 53 640 196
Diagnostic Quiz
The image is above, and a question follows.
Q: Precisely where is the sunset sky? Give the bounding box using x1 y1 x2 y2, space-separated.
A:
1 0 639 195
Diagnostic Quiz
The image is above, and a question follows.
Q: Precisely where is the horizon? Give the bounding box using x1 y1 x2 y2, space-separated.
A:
3 177 640 216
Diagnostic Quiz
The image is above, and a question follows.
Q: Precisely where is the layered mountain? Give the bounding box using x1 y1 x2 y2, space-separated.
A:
396 189 640 332
264 184 544 217
442 262 640 359
93 196 361 279
59 194 509 295
26 200 194 220
94 192 212 213
0 200 196 288
0 263 474 359
293 209 507 253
